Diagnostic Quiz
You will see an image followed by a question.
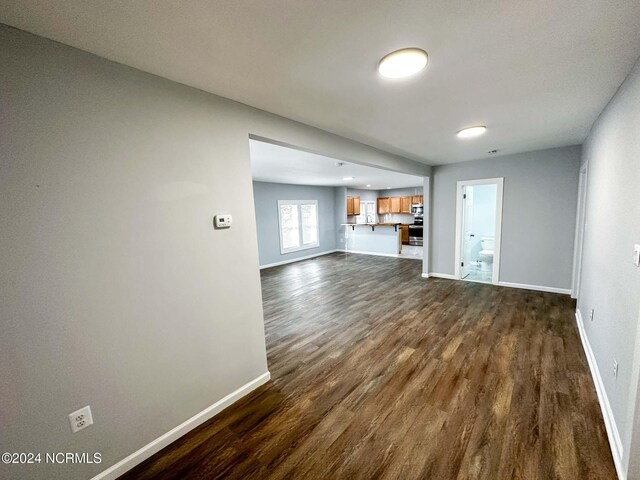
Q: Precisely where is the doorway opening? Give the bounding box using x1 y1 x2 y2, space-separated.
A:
248 137 427 268
454 178 504 285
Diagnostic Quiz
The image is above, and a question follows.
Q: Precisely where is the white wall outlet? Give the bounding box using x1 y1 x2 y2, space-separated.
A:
589 309 594 321
69 405 93 433
214 214 232 229
613 360 619 379
634 244 640 267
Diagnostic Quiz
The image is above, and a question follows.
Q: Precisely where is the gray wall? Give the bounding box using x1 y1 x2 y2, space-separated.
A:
378 186 423 198
253 182 337 266
335 187 348 250
430 146 581 289
0 25 428 480
577 57 640 477
347 188 379 203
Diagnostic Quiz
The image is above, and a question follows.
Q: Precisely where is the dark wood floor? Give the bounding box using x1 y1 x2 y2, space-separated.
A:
122 252 616 480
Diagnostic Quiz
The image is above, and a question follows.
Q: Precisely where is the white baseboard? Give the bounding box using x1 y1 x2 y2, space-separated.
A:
498 281 571 295
575 310 625 480
260 250 338 269
424 275 571 295
341 249 399 258
428 272 457 279
91 372 271 480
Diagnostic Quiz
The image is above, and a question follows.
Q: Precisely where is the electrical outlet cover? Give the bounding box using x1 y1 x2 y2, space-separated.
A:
69 405 93 433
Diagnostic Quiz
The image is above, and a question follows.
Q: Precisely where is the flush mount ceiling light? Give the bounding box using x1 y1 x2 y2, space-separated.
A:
457 125 487 139
386 186 391 189
366 184 372 187
378 48 428 79
343 176 355 180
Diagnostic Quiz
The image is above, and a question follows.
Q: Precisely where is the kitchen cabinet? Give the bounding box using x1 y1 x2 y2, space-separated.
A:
400 224 409 244
346 195 360 216
390 197 401 213
411 195 423 205
377 197 390 214
401 196 412 213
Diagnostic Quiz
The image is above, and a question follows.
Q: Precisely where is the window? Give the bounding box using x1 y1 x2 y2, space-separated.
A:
277 200 319 254
356 201 376 224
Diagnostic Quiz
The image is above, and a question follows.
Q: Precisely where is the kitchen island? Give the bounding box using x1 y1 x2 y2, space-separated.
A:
342 223 402 256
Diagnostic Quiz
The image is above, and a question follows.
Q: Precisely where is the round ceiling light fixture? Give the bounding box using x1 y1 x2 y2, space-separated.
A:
457 125 487 139
366 184 372 187
343 176 355 181
378 48 428 79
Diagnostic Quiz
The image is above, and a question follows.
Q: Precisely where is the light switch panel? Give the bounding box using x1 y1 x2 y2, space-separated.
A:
214 214 232 229
634 244 640 267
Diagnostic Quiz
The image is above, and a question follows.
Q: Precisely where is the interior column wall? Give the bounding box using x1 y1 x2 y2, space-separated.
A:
0 25 428 480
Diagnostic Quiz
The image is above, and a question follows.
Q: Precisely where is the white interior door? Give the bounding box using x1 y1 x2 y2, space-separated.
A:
461 186 474 278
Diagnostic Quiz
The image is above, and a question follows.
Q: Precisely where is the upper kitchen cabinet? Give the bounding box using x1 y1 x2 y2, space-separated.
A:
389 197 401 214
347 195 360 216
377 197 390 214
411 195 424 205
401 196 412 213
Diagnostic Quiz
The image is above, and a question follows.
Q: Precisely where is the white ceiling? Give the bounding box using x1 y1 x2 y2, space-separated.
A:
250 140 423 189
2 1 640 165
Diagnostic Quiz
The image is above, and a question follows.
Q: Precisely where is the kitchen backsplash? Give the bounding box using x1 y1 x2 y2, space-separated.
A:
379 213 416 224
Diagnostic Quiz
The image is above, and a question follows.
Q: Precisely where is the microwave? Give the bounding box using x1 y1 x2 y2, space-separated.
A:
411 203 424 215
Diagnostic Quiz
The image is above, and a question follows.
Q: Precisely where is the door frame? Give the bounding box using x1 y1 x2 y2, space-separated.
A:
571 162 588 299
454 177 504 285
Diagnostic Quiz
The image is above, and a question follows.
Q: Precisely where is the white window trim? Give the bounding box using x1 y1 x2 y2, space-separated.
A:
277 200 320 255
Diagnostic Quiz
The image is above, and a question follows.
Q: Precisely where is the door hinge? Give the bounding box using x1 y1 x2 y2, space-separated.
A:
463 194 466 199
461 262 464 267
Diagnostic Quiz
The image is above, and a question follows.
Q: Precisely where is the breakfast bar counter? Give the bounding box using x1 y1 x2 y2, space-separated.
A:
341 223 402 256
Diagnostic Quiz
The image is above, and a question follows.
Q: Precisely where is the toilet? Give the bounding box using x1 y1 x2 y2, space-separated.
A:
478 237 494 271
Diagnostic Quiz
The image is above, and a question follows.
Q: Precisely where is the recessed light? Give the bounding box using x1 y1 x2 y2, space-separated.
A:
366 184 372 187
378 48 428 79
457 126 487 139
386 187 391 189
343 176 355 181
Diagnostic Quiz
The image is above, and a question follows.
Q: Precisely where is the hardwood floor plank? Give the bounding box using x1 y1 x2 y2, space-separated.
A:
121 253 616 480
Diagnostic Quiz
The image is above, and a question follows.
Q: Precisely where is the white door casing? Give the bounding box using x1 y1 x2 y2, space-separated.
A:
454 177 504 285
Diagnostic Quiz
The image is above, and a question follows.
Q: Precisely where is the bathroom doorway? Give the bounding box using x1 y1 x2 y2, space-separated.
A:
454 178 504 285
